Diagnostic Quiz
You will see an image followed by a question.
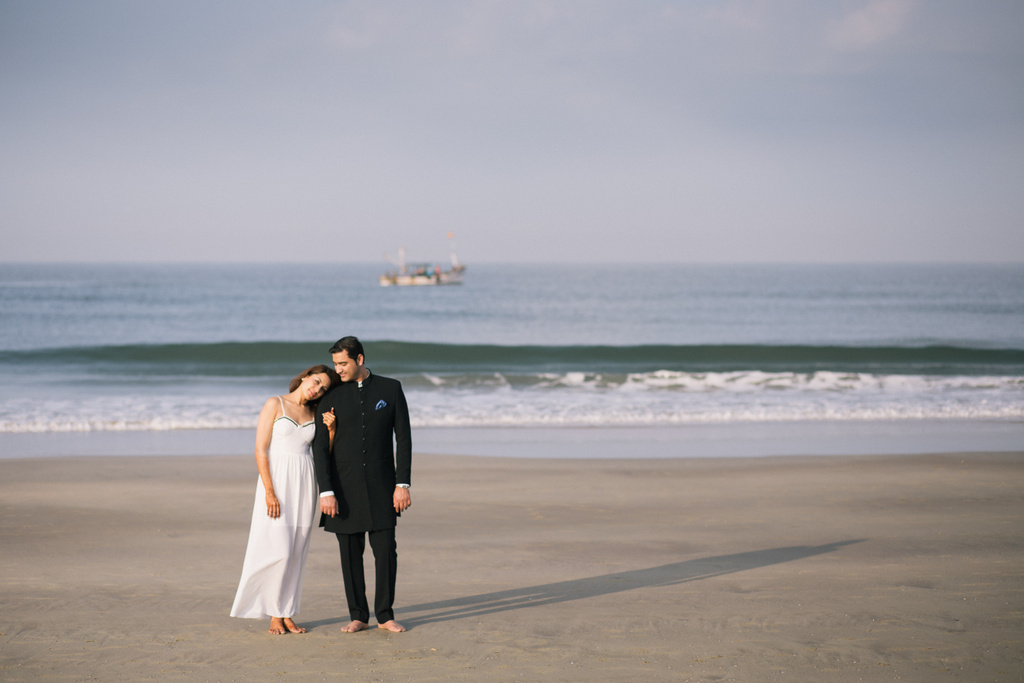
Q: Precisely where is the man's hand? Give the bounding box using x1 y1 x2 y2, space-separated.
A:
320 494 339 517
393 487 411 513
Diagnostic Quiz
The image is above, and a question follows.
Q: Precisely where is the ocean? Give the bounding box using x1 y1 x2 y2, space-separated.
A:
1 262 1022 458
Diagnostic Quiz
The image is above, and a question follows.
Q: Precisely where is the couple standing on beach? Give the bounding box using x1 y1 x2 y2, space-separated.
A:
229 336 413 635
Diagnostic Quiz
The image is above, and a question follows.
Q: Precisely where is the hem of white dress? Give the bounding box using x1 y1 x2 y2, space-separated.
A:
229 609 299 619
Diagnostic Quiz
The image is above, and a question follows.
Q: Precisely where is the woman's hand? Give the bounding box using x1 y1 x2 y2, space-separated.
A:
265 491 281 518
323 408 336 448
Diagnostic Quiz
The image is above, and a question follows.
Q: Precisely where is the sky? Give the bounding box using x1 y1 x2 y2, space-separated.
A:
1 0 1023 264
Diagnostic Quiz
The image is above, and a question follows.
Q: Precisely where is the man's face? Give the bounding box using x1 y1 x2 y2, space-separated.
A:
332 350 365 383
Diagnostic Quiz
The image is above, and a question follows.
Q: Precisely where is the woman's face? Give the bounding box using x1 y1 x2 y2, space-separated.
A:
300 373 331 402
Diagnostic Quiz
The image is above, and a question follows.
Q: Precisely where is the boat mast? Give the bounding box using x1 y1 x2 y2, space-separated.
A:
448 232 459 269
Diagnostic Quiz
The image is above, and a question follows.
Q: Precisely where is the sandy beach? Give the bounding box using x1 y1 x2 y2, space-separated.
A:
1 450 1022 682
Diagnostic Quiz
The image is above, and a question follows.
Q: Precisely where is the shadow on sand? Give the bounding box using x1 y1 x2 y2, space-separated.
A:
397 540 863 628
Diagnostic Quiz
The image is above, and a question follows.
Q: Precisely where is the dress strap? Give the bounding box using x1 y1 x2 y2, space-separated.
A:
277 396 286 420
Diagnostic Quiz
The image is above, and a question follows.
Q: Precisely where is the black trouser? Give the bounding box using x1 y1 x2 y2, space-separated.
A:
336 528 397 624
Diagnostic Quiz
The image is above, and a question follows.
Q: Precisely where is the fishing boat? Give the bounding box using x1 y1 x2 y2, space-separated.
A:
379 234 466 287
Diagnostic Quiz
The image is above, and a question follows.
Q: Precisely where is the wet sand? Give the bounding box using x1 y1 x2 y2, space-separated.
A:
1 451 1022 681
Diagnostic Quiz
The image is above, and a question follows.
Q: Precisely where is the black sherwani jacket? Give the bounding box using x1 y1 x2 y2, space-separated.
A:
312 372 412 535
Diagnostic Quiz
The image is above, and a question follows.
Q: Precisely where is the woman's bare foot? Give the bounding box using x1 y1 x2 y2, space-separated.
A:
282 617 306 634
269 617 287 635
341 620 368 633
378 620 406 633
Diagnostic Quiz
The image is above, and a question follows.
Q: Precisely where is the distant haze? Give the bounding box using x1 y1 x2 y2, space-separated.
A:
2 1 1022 263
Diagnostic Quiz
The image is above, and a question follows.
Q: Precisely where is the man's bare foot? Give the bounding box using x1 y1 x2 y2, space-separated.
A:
282 617 306 634
378 620 406 633
341 620 368 633
269 617 287 635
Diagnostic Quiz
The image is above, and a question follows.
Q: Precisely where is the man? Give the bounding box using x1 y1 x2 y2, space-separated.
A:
312 336 412 633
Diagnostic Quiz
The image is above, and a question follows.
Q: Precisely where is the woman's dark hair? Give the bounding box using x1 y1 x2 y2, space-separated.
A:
289 364 341 394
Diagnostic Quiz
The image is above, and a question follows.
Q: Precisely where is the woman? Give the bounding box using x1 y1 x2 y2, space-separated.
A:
230 364 340 634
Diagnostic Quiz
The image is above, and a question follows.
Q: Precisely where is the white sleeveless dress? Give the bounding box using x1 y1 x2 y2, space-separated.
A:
230 398 318 619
